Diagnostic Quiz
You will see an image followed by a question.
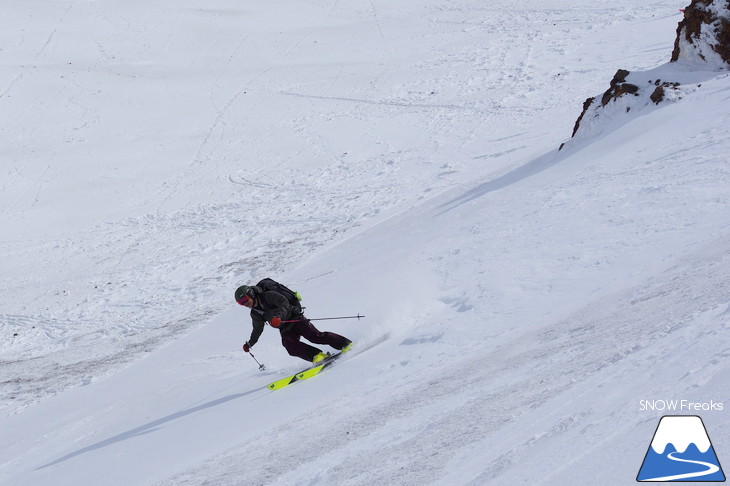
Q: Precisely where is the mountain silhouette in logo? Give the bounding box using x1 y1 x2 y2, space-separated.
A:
637 416 725 482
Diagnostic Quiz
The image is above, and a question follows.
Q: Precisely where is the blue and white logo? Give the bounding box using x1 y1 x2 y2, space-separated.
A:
637 415 725 482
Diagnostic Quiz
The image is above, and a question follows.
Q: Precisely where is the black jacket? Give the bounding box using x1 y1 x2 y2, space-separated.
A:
247 290 303 346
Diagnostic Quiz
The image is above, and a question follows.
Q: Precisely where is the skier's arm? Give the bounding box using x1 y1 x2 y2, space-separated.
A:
248 318 265 347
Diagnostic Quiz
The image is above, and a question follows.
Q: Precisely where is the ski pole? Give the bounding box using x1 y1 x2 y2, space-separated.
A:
247 351 266 371
282 314 366 324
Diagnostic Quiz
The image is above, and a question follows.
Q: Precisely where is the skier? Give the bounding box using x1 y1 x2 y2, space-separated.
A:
235 283 352 364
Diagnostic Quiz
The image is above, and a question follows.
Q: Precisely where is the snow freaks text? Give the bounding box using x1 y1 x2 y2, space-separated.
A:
639 400 724 412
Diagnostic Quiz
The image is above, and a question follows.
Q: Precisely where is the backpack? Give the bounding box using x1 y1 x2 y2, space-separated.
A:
256 278 302 308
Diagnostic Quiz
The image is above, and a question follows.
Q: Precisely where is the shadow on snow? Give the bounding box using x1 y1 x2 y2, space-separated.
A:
37 387 263 470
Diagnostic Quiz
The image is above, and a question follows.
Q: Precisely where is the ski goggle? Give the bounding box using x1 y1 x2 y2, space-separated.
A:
237 295 252 306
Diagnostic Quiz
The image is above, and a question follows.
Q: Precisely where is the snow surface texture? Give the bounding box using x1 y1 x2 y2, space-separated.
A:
1 0 729 485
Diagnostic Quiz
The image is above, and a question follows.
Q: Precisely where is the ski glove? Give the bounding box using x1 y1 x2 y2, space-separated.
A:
270 317 282 328
243 341 251 353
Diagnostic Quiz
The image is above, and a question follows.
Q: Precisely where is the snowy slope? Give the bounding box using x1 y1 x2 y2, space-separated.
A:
2 0 679 416
2 0 632 414
2 1 729 485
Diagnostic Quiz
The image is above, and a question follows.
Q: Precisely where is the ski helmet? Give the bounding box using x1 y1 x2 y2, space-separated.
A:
235 285 255 305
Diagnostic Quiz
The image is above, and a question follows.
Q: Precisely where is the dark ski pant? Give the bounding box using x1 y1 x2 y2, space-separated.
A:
280 319 350 362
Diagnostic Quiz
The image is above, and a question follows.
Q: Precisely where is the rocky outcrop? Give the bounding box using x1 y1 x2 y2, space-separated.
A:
600 70 639 106
672 0 730 65
562 0 729 150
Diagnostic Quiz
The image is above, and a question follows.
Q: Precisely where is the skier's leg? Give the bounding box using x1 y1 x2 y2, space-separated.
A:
280 329 321 362
297 319 351 350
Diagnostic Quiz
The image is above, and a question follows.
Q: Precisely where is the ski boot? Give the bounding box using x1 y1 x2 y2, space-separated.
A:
312 352 329 364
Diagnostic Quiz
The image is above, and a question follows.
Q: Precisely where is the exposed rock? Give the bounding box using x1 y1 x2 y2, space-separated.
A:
672 0 730 66
649 81 681 104
650 85 666 104
571 97 595 138
600 69 640 106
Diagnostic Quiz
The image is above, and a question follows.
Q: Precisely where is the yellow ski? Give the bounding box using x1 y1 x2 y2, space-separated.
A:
266 345 352 391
